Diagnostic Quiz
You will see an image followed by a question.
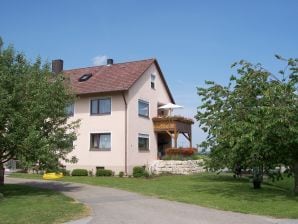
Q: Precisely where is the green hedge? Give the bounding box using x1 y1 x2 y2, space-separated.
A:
60 169 71 176
71 169 88 176
96 169 113 176
119 171 124 177
133 166 149 178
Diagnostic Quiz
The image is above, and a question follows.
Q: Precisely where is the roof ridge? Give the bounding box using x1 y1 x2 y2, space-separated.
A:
64 58 156 72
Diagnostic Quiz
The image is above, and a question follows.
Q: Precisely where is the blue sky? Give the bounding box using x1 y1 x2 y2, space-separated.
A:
1 0 298 147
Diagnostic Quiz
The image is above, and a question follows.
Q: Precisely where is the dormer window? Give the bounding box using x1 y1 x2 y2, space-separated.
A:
78 73 92 82
151 74 156 89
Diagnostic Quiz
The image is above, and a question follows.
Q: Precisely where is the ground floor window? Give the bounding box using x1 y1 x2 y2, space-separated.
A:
90 133 111 151
138 133 149 151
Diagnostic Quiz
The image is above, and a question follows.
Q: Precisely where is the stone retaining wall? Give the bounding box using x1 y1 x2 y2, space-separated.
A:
149 160 205 175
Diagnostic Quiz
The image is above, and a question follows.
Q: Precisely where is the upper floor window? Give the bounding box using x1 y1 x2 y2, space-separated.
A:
91 98 111 115
151 74 156 89
65 103 74 117
90 133 111 151
138 100 149 118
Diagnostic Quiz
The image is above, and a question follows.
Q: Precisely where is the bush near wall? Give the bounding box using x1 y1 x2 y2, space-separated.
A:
165 148 197 157
71 169 88 176
133 166 149 178
96 169 113 176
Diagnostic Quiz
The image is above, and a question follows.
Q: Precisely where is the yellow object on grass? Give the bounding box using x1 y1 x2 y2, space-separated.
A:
43 172 63 180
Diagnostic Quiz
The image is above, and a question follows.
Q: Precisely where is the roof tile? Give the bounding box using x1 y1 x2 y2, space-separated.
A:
64 59 155 95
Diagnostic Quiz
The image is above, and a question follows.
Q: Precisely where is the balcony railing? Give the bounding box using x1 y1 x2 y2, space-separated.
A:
152 116 194 148
152 116 194 133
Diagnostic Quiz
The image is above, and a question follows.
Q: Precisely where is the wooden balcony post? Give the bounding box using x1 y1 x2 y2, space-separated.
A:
174 130 178 148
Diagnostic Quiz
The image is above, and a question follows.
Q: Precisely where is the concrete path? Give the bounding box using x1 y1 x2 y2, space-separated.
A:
5 177 298 224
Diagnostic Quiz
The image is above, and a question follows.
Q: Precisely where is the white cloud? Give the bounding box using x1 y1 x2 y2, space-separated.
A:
92 55 108 66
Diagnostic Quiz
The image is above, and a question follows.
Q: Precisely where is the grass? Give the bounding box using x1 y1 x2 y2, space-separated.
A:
10 172 298 219
0 184 89 224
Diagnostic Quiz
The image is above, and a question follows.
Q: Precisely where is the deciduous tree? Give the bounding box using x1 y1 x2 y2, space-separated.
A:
0 38 79 184
196 56 298 192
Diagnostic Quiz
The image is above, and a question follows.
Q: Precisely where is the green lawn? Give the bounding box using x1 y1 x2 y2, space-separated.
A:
0 184 89 224
10 172 298 219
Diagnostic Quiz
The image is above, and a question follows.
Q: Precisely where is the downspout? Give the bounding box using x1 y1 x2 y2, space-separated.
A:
122 92 128 175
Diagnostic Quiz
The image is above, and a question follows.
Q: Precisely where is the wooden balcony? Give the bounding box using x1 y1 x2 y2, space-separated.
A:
152 116 194 148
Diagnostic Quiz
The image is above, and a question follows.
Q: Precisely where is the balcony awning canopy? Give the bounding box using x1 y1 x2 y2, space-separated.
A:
158 103 183 110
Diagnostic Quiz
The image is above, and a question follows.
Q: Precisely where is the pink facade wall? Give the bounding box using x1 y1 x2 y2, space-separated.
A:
126 63 172 173
65 93 126 174
65 63 172 175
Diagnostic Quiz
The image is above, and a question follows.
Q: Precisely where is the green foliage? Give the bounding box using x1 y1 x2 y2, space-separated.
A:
119 171 124 177
196 56 298 192
60 169 71 176
0 37 79 175
162 155 198 161
88 170 93 176
71 169 88 176
133 166 148 178
96 169 113 177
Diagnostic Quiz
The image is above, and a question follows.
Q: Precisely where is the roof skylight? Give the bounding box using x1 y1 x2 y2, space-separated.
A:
78 73 92 82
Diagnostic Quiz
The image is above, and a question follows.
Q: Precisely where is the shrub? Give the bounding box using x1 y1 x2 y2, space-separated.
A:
165 148 181 156
88 170 93 176
16 169 28 173
71 169 88 176
119 171 124 177
162 155 182 160
133 166 147 178
45 169 58 173
60 169 70 176
144 170 150 178
96 169 113 176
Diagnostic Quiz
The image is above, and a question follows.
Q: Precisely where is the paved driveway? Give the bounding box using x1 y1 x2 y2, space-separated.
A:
5 177 298 224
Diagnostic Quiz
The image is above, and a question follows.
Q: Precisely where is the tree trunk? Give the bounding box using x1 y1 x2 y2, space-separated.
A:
294 161 298 195
0 164 4 185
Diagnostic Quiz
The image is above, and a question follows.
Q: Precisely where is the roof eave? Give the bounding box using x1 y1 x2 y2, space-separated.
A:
126 59 175 104
153 60 175 104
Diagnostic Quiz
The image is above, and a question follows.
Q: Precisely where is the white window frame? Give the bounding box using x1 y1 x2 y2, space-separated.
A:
138 133 149 151
90 97 112 115
138 99 149 118
90 132 111 151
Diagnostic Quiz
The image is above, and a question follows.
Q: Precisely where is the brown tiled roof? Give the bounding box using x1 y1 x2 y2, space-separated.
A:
64 58 175 103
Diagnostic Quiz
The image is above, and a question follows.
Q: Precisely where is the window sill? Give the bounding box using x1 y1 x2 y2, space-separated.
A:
90 148 111 151
90 113 111 116
138 114 150 119
138 149 150 152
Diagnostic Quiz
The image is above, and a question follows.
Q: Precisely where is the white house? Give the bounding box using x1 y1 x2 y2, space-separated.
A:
53 58 193 175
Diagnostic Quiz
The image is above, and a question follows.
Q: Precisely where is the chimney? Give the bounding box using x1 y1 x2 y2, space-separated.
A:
107 58 113 66
52 59 63 74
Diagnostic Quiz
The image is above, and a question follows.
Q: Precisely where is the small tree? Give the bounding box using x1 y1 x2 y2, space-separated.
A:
196 56 298 192
0 38 79 184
